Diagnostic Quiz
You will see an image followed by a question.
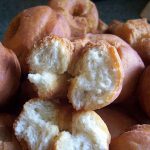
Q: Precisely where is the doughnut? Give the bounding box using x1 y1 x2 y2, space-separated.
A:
0 42 21 105
96 106 137 138
138 66 150 118
110 124 150 150
68 40 123 110
108 19 150 65
3 6 71 73
14 99 111 150
49 0 99 37
27 35 74 100
85 34 145 103
0 114 21 150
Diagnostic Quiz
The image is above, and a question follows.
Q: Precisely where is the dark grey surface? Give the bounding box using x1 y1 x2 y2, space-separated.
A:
0 0 148 40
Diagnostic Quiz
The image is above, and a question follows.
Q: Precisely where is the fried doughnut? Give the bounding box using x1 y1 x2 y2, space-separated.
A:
0 42 21 105
96 107 137 138
28 35 74 100
3 6 71 73
49 0 99 37
86 34 145 103
68 40 123 110
108 19 150 65
138 66 150 118
0 114 21 150
14 99 111 150
110 124 150 150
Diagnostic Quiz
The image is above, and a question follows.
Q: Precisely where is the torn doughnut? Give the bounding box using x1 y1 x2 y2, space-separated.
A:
68 41 124 110
108 19 150 65
86 34 145 103
49 0 99 37
3 6 71 73
28 35 74 100
14 99 111 150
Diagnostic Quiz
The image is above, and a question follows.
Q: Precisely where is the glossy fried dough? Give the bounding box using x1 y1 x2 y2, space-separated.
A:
3 6 71 73
0 42 21 105
110 124 150 150
138 66 150 118
68 41 124 110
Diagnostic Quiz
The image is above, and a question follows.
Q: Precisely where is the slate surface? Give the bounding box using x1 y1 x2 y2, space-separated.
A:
0 0 148 40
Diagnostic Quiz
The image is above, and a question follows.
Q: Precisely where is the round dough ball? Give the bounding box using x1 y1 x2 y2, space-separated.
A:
110 124 150 150
96 107 137 138
0 42 21 105
138 66 150 118
3 6 71 73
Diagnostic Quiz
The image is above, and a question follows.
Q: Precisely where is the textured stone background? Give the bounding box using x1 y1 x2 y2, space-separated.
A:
0 0 148 40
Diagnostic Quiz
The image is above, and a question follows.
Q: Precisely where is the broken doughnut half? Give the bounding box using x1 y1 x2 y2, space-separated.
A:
68 41 124 110
14 99 111 150
28 35 74 100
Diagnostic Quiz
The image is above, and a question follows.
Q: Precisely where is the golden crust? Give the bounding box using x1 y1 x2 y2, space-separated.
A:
0 42 21 105
3 6 71 73
86 34 145 103
68 41 124 110
138 66 150 118
108 19 150 65
49 0 99 37
110 124 150 150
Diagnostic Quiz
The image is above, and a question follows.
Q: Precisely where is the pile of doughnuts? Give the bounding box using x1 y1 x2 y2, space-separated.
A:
0 0 150 150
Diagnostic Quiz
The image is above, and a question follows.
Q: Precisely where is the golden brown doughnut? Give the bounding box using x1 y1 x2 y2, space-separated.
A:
138 66 150 118
3 6 71 73
0 42 21 105
110 124 150 150
27 35 74 100
0 114 21 150
96 107 137 138
108 19 150 65
49 0 99 37
68 40 124 110
85 34 145 103
14 99 111 150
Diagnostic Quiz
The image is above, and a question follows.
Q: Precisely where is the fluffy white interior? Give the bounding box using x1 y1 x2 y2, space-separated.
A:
72 47 115 109
15 100 59 150
15 100 110 150
55 132 93 150
28 72 58 95
30 39 70 74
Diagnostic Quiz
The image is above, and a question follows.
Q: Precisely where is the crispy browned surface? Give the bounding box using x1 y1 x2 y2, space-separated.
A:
110 124 150 150
49 0 99 37
86 34 145 103
0 42 21 105
138 66 150 118
108 19 150 65
3 6 71 73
